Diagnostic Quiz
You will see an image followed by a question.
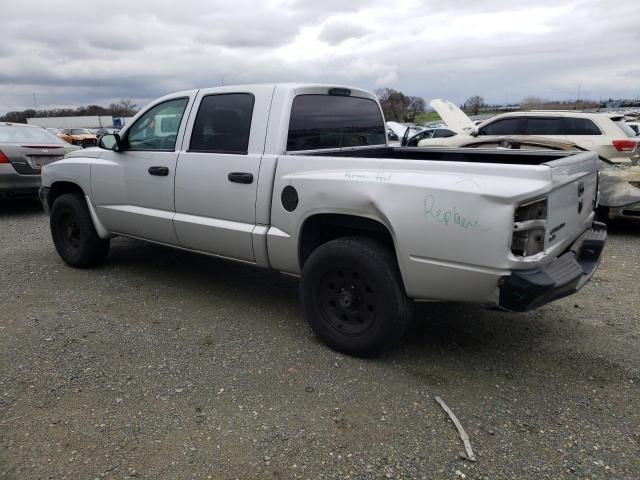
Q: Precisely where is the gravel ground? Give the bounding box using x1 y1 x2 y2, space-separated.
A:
1 198 639 480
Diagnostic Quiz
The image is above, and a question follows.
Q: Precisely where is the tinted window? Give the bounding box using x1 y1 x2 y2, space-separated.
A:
524 117 561 135
287 95 386 151
478 118 524 135
189 93 254 154
613 120 637 138
128 98 189 151
433 128 456 138
561 118 601 135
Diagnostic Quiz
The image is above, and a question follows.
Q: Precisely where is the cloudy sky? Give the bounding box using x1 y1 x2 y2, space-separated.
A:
1 0 638 114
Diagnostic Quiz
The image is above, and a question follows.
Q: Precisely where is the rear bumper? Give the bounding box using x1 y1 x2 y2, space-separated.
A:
499 222 607 311
0 165 41 197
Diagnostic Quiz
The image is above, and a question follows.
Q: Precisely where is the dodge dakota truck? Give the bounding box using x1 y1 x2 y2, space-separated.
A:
39 84 607 356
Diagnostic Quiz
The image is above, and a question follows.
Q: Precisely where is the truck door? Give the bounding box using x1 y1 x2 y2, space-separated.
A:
91 95 195 244
173 85 275 261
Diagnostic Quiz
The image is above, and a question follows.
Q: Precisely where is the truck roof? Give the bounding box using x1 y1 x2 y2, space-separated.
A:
160 83 377 101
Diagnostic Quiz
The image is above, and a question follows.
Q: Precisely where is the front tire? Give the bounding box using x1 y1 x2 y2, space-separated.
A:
50 193 110 268
300 237 413 357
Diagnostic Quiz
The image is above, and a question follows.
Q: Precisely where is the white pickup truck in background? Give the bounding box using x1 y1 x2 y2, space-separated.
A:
39 84 607 356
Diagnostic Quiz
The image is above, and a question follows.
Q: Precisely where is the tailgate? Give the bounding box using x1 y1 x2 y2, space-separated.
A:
543 151 598 250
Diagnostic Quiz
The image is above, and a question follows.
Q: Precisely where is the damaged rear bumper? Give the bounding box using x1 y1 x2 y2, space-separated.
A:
499 222 607 311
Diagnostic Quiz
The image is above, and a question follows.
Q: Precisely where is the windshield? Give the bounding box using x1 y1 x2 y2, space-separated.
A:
0 126 66 144
70 128 91 135
614 120 638 137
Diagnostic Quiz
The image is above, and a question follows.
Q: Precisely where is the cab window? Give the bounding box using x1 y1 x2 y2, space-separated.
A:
127 98 189 151
287 95 386 151
189 93 254 154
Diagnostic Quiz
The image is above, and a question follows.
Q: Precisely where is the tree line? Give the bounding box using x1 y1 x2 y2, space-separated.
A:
0 99 138 124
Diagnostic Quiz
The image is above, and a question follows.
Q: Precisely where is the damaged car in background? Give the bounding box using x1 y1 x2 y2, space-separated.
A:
420 100 640 221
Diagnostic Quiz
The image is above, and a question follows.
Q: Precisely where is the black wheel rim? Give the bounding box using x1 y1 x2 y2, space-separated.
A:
58 210 82 253
318 267 377 335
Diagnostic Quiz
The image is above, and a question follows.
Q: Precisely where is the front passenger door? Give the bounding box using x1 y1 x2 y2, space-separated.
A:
92 96 194 244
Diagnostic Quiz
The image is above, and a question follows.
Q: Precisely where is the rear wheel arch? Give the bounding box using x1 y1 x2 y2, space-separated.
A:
298 213 399 269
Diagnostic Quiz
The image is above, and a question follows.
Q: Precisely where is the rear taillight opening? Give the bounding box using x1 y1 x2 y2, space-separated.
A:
612 139 638 152
0 150 9 164
511 198 548 257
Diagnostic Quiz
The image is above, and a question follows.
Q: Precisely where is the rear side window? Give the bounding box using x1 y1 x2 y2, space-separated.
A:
433 128 456 138
0 126 65 144
478 118 524 135
613 120 637 138
524 117 561 135
561 118 601 135
287 94 386 151
189 93 254 154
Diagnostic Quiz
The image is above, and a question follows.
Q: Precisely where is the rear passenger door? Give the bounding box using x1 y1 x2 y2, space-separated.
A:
173 86 275 262
522 116 566 142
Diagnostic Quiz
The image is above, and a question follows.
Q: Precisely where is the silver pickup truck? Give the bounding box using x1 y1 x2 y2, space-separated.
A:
39 84 607 356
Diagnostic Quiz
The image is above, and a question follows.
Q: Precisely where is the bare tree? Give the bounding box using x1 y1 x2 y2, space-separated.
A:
463 96 484 116
375 88 410 122
405 96 426 122
521 96 545 109
108 99 138 117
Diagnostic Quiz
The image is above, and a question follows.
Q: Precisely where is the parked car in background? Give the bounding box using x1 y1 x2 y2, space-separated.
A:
421 100 640 220
62 128 99 148
433 136 582 151
626 122 640 135
386 121 424 145
95 127 121 139
402 127 456 146
46 127 74 144
0 123 80 198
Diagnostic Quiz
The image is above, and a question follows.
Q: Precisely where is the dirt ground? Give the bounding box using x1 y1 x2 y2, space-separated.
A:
1 198 639 479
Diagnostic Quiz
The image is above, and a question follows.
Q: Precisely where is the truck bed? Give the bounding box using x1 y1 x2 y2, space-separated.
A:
298 146 574 165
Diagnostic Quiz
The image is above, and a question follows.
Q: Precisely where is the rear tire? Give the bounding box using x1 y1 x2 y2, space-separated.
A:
300 237 413 357
50 193 110 268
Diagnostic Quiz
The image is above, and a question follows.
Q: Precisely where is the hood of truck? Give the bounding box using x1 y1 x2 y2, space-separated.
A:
429 99 475 134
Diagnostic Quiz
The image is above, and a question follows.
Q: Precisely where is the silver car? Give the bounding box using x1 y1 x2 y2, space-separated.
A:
0 123 80 198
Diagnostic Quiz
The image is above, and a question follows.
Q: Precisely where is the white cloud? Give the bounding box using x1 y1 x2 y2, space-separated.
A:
1 0 639 114
376 71 399 86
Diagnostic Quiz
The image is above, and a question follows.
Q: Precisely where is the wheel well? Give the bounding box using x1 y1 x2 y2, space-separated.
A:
299 214 396 268
48 181 85 208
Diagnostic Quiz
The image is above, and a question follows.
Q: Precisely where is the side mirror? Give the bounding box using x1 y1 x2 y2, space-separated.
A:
469 126 479 137
98 133 122 151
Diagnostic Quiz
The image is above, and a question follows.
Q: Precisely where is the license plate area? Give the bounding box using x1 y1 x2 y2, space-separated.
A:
26 155 64 169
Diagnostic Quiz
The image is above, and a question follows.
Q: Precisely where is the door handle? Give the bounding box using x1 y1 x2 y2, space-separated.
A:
148 166 169 176
228 172 254 184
